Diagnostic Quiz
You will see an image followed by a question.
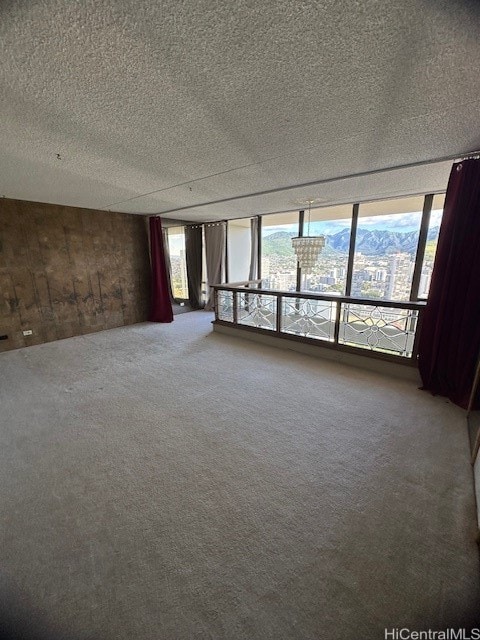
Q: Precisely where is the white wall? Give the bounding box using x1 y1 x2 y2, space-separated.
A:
228 222 251 282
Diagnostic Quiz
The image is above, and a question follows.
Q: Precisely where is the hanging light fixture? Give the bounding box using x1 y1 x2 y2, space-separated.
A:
291 200 325 271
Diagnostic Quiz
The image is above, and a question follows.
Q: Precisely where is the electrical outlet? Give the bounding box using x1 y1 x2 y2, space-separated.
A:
23 329 33 336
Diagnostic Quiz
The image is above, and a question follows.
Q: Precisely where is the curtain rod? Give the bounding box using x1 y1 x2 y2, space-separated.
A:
159 151 480 216
456 152 480 161
151 150 480 219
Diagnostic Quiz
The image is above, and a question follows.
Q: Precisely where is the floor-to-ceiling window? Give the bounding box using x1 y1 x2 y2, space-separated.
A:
213 193 446 359
195 192 446 305
351 196 425 301
167 226 189 300
301 204 353 294
261 212 299 291
418 193 445 299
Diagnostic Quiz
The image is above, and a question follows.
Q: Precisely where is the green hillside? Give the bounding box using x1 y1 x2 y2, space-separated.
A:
423 239 438 262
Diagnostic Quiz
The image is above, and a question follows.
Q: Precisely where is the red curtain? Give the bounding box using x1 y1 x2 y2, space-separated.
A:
148 217 173 323
418 158 480 409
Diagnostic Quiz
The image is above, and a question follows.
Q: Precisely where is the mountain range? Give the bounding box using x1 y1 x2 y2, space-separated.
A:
263 227 439 257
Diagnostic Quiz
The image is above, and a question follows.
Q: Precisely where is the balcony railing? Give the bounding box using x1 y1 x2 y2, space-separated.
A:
212 281 426 365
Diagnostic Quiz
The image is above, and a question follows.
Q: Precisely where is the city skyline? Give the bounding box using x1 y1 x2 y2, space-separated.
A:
168 209 443 301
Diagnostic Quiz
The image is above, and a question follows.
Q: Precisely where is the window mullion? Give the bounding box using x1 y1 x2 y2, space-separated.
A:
296 210 304 292
257 216 262 281
410 194 433 301
345 203 359 296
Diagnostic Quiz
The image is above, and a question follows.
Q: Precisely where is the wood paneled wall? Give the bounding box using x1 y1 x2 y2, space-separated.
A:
0 198 151 352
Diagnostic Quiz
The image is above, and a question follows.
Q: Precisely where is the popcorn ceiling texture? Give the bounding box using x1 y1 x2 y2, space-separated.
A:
0 0 479 219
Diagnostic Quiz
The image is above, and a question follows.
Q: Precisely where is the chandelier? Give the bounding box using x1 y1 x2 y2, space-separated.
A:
291 200 325 271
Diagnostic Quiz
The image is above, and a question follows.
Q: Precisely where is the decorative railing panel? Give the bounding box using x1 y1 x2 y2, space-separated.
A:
237 292 277 331
213 282 425 364
281 297 335 342
338 303 418 357
217 290 234 322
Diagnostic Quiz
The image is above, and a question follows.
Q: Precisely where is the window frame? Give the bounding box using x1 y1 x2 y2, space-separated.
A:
251 193 445 301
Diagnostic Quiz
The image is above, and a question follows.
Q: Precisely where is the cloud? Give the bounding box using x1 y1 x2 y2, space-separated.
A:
258 207 444 238
359 212 422 230
430 209 443 226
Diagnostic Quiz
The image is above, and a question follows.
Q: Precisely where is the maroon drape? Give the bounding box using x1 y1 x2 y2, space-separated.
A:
148 217 173 323
418 158 480 409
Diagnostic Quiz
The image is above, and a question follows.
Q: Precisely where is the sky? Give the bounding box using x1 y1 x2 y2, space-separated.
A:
168 232 185 256
263 209 444 236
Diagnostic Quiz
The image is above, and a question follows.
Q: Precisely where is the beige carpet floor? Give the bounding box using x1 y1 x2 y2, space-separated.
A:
0 311 479 639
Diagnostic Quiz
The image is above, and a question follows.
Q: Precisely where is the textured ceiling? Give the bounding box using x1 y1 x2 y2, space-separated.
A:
1 0 479 221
